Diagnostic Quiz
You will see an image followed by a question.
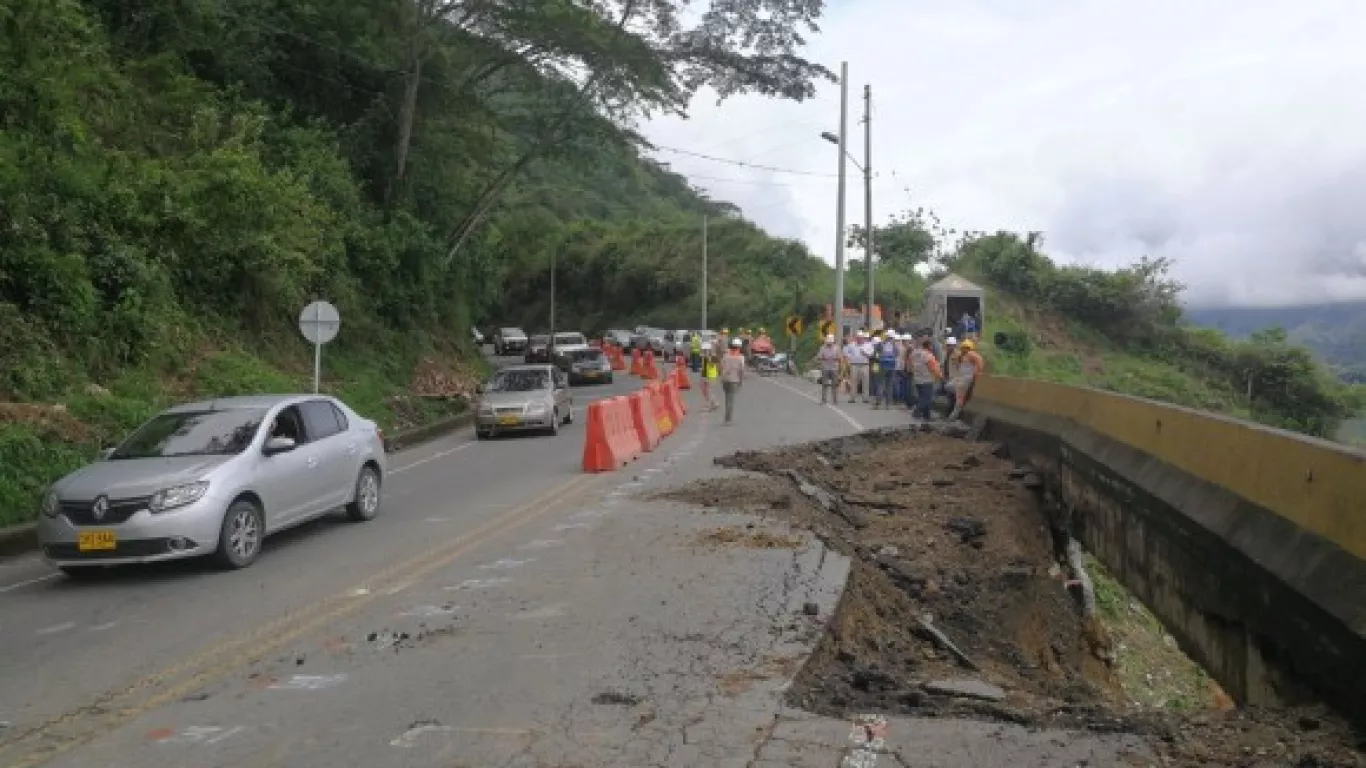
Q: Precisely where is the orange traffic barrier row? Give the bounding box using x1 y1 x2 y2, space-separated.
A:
582 376 692 474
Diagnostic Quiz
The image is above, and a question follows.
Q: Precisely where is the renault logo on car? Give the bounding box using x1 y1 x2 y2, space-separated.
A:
92 495 109 522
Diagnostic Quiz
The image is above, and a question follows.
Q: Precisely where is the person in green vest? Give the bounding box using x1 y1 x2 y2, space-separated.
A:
689 332 702 372
699 341 719 411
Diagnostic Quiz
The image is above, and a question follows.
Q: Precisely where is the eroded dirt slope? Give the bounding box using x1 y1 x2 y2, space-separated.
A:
656 426 1364 767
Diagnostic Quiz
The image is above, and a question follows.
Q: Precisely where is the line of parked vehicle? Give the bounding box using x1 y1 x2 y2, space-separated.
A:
483 328 613 386
601 327 716 358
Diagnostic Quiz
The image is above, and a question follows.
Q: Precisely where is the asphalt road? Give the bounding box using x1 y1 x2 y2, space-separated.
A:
0 360 922 767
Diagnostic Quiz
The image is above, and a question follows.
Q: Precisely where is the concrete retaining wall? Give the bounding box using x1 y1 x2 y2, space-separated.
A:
967 377 1366 727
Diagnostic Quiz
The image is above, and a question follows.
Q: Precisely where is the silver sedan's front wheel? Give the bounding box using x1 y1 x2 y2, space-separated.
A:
215 499 263 569
346 465 382 522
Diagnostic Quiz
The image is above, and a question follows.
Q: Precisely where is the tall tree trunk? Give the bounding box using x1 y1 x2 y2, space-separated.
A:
390 51 423 201
439 0 640 266
440 149 538 267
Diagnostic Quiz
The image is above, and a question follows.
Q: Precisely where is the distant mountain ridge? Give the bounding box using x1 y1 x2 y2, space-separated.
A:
1183 300 1366 382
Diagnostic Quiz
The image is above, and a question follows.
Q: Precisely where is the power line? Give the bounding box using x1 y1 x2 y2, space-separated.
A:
689 115 825 154
685 172 830 187
649 144 837 178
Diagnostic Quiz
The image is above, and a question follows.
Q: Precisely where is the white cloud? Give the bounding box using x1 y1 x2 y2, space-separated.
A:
640 0 1366 307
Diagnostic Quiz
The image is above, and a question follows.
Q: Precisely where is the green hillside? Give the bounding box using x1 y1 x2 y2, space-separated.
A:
940 233 1365 441
1184 302 1366 383
0 0 832 526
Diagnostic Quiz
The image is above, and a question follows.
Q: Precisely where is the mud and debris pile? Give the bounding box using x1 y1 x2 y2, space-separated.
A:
658 426 1365 767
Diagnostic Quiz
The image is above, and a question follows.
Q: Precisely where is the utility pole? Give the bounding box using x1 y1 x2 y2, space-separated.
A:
863 83 874 332
833 61 849 340
549 247 556 342
701 215 708 330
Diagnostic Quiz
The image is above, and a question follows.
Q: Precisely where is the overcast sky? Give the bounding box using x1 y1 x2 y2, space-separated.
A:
640 0 1366 307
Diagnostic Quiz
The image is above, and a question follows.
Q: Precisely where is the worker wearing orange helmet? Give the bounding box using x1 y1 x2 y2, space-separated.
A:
947 339 985 420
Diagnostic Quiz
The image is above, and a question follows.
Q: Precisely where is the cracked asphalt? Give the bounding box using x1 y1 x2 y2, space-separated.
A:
0 364 899 767
0 365 1151 767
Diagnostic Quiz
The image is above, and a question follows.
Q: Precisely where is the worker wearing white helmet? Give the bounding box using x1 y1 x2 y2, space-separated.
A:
874 330 900 409
940 335 960 405
814 334 843 405
844 330 871 404
719 337 747 424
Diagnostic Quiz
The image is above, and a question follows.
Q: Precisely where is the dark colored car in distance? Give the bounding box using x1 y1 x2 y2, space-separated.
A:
493 327 528 356
524 335 552 364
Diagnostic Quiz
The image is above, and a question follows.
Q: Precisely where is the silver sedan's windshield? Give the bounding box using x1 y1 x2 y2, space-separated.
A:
488 371 550 392
111 409 267 460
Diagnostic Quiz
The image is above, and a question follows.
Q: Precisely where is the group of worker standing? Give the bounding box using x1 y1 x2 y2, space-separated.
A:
813 329 984 421
662 322 984 428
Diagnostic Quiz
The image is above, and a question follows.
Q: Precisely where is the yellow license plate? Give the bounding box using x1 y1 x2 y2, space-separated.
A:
583 371 599 378
497 415 521 426
77 530 117 552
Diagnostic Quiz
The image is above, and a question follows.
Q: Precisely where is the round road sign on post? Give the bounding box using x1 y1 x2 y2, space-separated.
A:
299 301 341 393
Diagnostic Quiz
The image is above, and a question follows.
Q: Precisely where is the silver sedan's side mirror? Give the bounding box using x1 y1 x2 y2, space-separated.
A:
264 436 297 456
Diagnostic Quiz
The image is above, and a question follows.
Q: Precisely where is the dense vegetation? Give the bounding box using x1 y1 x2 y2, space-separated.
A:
0 0 836 525
1184 301 1366 384
939 232 1365 440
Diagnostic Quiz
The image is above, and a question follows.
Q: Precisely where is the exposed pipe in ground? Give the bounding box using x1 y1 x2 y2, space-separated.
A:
1064 536 1097 619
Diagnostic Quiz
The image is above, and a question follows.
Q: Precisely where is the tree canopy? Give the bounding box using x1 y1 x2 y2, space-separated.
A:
0 0 834 404
847 208 937 271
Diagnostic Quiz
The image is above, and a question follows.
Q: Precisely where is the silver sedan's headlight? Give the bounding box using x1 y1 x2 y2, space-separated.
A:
149 481 209 513
526 402 550 416
41 489 60 518
478 402 495 415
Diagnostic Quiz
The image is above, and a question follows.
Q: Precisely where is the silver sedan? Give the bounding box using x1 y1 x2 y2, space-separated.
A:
474 365 573 439
37 394 387 577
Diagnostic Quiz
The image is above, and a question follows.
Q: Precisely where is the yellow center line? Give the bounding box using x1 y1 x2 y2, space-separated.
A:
0 473 601 768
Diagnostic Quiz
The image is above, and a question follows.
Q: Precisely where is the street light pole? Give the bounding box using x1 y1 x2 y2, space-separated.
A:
701 214 708 330
833 61 849 339
549 246 556 341
863 83 874 332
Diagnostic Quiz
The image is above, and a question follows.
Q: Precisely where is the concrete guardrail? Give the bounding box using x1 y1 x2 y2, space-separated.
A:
966 376 1366 727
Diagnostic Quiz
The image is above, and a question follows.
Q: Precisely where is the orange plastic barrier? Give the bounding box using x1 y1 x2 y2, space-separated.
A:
642 351 659 380
582 397 643 472
609 346 626 371
630 348 644 376
666 377 687 418
627 390 662 451
672 355 692 390
648 382 676 437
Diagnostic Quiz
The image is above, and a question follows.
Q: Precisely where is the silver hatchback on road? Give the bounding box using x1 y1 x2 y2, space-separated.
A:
37 395 387 577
